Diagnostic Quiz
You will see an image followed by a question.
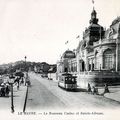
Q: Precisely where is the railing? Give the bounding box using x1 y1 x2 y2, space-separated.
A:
102 39 116 44
93 39 116 46
79 71 119 76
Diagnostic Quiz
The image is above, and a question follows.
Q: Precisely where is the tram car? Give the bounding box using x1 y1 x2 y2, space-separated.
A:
58 73 77 90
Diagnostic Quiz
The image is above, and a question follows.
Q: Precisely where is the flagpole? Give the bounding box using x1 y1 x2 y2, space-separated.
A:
65 40 69 50
92 0 95 10
65 35 80 51
100 26 101 40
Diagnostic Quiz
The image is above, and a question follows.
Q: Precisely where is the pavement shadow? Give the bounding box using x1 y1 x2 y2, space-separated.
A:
64 88 87 92
73 88 87 92
0 96 10 98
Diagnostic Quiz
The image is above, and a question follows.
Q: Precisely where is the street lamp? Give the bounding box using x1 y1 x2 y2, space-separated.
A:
24 56 27 72
9 74 15 113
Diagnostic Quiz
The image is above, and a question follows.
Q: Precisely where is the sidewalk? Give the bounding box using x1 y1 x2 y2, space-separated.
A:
13 84 27 112
105 91 120 102
103 86 120 102
0 84 27 113
96 86 120 102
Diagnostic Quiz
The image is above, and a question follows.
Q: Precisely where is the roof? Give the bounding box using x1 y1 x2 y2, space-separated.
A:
104 27 117 39
89 23 101 28
62 50 76 58
111 16 120 26
88 23 103 30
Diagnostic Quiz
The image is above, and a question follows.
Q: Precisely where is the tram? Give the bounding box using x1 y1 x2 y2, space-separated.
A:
58 73 77 90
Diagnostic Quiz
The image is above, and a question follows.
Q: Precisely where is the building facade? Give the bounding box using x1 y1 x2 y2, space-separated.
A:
57 8 120 88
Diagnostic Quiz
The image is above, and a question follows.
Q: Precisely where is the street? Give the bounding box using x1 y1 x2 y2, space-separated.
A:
25 72 120 111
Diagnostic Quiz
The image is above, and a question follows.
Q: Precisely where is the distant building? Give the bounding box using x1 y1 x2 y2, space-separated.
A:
57 8 120 88
48 64 57 73
34 62 56 74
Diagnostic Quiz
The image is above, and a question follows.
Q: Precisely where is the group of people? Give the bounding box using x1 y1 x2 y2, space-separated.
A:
87 83 110 95
0 72 30 97
12 72 31 89
0 82 10 97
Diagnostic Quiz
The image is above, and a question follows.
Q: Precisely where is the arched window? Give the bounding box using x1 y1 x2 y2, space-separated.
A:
95 51 99 70
103 49 114 70
81 60 85 71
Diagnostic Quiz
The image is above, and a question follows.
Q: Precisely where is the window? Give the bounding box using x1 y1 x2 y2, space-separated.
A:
95 51 99 70
103 49 114 70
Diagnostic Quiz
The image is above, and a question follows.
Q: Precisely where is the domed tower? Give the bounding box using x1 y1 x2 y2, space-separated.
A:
83 8 105 45
89 8 98 24
61 50 76 72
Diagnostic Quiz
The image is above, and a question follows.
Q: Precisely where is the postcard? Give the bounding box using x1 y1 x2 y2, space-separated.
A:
0 0 120 120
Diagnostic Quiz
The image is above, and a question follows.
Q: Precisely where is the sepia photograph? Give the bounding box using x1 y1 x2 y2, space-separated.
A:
0 0 120 120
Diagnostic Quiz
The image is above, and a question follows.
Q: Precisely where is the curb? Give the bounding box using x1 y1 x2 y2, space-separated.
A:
23 86 28 112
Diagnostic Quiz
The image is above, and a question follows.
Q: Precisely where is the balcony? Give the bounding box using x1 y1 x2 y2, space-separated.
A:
79 70 119 76
93 39 116 47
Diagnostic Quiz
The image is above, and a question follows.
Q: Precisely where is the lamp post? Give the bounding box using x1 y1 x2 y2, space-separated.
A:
9 74 15 113
24 56 27 72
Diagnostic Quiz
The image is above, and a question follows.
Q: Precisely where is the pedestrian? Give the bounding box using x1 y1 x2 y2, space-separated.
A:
5 83 10 97
104 84 109 93
1 83 5 97
15 77 20 90
92 86 99 95
95 87 99 95
24 72 28 86
87 83 92 93
26 77 31 86
21 77 24 84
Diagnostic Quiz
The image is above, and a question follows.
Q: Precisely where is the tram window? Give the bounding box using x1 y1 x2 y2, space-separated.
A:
69 77 71 80
64 68 68 72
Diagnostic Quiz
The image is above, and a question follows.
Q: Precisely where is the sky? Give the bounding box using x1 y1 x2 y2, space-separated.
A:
0 0 120 64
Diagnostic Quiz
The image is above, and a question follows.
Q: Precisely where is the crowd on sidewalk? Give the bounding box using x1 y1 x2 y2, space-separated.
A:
87 83 109 95
0 72 30 97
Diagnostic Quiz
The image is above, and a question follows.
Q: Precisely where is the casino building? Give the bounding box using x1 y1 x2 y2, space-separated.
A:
56 8 120 88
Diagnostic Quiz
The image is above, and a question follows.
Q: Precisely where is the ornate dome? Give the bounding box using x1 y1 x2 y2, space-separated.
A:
62 50 76 58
